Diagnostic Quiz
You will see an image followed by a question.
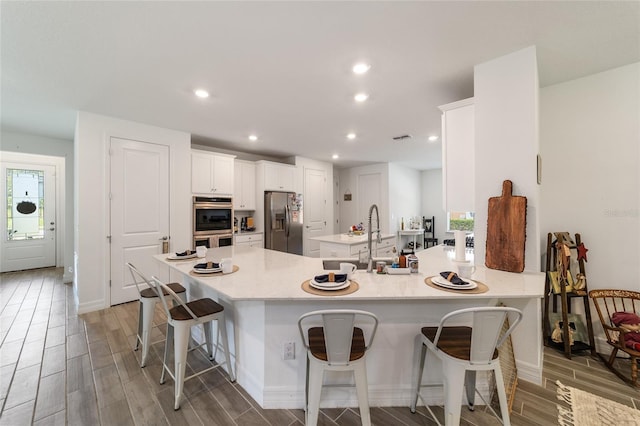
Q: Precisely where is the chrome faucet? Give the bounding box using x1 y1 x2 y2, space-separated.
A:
367 204 382 272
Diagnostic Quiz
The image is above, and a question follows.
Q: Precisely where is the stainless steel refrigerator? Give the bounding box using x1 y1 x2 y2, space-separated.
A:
264 191 303 255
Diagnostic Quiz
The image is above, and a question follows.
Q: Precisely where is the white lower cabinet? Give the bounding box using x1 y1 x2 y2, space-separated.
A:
235 233 263 248
318 236 396 258
376 236 396 257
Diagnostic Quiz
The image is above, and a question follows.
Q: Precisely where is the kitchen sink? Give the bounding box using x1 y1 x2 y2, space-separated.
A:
322 258 393 270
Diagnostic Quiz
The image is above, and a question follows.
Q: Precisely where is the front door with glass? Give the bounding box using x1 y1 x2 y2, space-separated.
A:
1 162 56 272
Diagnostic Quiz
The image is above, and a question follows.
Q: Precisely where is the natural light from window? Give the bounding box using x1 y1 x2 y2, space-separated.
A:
6 168 45 241
447 211 474 232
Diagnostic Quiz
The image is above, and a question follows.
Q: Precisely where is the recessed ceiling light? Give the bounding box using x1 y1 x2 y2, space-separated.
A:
352 63 371 74
428 135 439 142
194 89 209 98
354 93 369 102
332 154 339 160
347 133 356 140
248 135 258 141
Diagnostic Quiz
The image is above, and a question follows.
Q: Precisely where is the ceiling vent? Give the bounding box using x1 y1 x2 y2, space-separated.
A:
392 134 412 141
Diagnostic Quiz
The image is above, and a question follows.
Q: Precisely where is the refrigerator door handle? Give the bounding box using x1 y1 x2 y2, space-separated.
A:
285 205 290 237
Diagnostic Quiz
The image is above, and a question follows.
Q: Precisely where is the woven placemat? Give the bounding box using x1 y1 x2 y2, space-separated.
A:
301 280 359 296
424 276 489 294
188 265 239 277
165 256 198 262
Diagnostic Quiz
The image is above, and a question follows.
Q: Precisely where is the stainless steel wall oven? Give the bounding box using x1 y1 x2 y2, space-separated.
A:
193 196 234 248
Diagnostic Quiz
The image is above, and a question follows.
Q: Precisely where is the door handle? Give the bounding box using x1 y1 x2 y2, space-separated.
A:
285 205 290 237
159 236 169 253
49 228 55 231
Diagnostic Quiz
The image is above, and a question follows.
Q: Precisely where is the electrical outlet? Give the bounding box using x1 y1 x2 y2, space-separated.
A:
282 341 295 360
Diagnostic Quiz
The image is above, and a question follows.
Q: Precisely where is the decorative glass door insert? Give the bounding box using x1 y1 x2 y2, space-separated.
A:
6 168 45 240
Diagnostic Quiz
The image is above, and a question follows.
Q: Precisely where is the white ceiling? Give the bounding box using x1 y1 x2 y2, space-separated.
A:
2 1 639 170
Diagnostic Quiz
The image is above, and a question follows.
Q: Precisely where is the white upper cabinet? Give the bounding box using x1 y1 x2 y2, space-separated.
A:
439 98 475 212
234 160 256 210
261 161 296 192
191 150 235 195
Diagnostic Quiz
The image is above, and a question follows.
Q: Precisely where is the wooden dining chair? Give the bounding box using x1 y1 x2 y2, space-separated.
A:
423 216 438 248
589 289 640 387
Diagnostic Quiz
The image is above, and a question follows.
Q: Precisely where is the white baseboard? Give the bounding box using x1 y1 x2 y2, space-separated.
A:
77 299 106 315
63 271 73 283
236 365 266 407
260 382 492 409
516 359 542 385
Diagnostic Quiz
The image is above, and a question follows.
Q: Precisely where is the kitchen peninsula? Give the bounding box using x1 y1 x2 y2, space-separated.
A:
155 245 544 409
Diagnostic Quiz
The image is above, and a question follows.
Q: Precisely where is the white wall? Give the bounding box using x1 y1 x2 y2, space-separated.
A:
388 163 421 234
1 130 74 282
540 62 640 293
474 46 541 272
74 112 191 313
421 168 446 243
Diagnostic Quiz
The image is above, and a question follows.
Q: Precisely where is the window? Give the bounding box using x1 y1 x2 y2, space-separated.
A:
6 168 45 241
447 211 474 232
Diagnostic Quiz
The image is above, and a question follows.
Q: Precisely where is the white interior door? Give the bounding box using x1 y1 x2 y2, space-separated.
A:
303 168 326 257
357 172 382 225
110 137 169 305
1 162 56 272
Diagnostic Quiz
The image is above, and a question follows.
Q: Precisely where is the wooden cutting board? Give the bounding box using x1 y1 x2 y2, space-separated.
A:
486 180 527 272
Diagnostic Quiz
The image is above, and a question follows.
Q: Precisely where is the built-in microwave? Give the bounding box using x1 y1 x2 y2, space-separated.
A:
193 196 233 234
193 196 234 248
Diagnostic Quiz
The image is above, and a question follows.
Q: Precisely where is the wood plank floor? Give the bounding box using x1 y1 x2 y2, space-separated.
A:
1 267 638 425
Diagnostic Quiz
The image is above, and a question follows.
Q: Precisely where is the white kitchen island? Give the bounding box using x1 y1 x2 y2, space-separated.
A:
310 233 397 258
155 245 544 409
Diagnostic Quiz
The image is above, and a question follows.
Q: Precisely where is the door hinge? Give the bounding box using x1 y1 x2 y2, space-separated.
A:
109 193 113 200
109 280 111 287
107 235 111 243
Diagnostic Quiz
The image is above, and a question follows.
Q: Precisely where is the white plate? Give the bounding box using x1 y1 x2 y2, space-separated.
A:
310 277 349 288
431 276 477 290
167 253 197 260
193 266 222 274
311 274 348 287
309 279 351 291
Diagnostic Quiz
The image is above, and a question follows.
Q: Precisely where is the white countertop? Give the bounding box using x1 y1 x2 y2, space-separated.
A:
155 245 544 301
234 230 262 235
308 233 396 245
